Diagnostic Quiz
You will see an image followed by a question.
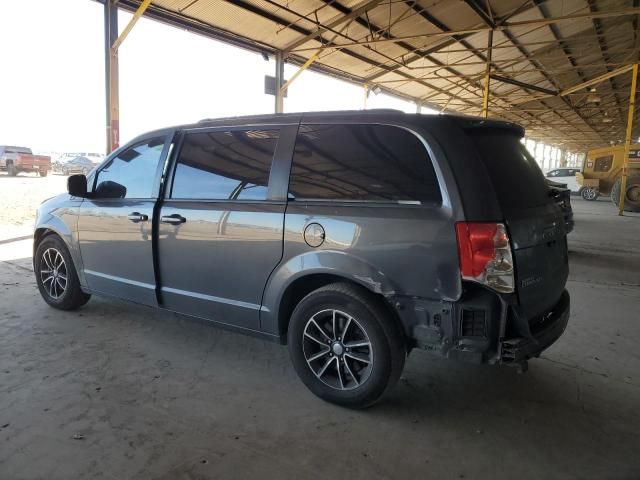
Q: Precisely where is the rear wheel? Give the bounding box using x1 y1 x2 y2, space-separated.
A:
580 186 599 201
611 175 640 212
7 164 17 176
39 168 48 177
35 235 91 310
287 282 405 408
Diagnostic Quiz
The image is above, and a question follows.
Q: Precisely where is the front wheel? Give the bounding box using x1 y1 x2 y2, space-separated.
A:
7 164 17 176
580 187 599 201
39 169 48 177
35 235 91 310
288 283 405 408
610 175 640 212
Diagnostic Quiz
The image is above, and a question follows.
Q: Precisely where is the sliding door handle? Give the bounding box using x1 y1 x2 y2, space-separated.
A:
161 214 186 225
127 212 148 222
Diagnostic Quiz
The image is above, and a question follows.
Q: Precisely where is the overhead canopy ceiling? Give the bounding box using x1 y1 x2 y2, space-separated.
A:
113 0 640 151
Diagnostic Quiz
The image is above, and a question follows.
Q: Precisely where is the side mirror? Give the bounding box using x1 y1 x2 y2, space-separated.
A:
95 180 127 199
67 174 87 197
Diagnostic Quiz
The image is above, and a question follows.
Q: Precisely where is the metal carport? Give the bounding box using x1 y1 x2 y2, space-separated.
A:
99 0 640 210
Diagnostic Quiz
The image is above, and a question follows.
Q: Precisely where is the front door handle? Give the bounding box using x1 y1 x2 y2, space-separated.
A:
127 212 148 222
161 213 186 225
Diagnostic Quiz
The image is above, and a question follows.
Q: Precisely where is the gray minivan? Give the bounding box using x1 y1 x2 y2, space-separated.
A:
33 110 570 407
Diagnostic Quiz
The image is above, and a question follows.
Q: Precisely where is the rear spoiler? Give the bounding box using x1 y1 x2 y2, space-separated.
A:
449 115 525 137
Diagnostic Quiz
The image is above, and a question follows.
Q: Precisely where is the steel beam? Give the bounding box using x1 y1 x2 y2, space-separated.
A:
104 0 119 153
280 51 319 94
481 30 493 118
560 65 635 97
490 75 557 96
104 0 152 153
275 51 285 113
282 0 383 54
289 7 640 54
112 0 152 51
618 64 638 215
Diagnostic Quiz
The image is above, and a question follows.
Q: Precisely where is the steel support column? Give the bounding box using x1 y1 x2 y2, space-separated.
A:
275 51 285 113
481 29 493 118
618 63 638 215
104 0 154 153
104 0 119 153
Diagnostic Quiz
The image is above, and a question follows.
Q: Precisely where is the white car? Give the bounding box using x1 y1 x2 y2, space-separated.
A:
545 168 580 193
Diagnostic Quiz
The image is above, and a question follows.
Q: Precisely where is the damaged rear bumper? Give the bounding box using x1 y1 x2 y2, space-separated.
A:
500 290 570 364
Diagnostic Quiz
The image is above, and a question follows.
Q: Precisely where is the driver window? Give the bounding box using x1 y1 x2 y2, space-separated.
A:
94 137 165 199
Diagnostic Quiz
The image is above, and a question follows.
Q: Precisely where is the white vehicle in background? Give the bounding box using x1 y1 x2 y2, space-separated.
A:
545 168 580 193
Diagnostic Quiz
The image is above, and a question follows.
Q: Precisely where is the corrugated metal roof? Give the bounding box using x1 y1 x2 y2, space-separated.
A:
114 0 640 150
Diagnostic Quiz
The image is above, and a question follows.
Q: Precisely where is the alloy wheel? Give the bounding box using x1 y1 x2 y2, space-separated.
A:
302 309 373 390
40 248 67 299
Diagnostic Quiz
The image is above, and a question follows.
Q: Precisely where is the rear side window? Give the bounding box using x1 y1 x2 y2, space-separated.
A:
469 130 549 210
288 124 441 204
171 129 279 200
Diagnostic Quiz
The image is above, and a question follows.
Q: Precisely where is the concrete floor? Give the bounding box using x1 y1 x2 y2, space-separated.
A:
1 197 639 480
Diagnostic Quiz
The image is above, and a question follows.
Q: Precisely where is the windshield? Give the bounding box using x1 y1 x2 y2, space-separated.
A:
469 130 550 211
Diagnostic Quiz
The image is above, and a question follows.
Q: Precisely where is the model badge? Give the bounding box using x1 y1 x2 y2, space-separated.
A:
521 276 542 288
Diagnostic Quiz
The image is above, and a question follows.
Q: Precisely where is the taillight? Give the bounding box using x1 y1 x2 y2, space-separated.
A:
455 222 514 293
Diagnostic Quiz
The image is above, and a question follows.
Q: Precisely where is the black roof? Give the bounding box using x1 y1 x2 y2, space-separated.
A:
131 109 524 148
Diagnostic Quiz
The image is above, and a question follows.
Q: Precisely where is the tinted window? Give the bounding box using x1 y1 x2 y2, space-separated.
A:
171 130 279 200
288 124 441 203
594 155 613 172
469 130 549 210
94 137 165 199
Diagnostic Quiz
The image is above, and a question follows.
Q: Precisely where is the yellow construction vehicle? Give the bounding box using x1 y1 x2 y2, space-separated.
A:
576 144 640 211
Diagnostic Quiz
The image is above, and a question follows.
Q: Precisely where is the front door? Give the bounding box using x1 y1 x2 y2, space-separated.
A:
77 135 170 305
157 127 288 330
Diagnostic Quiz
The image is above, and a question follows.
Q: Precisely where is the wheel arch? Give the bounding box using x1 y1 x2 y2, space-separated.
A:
33 221 86 287
260 251 404 343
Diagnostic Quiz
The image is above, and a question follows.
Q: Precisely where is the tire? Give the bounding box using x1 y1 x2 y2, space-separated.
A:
7 164 17 176
287 282 405 408
610 175 640 212
580 186 599 201
39 169 48 177
34 235 91 310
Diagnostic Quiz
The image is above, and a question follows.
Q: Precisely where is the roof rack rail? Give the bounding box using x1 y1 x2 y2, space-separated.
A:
196 109 406 124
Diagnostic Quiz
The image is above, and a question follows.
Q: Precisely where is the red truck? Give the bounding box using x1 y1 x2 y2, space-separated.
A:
0 145 51 176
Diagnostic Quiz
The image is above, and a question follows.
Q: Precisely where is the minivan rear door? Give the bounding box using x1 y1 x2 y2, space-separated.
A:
468 130 569 323
156 125 295 331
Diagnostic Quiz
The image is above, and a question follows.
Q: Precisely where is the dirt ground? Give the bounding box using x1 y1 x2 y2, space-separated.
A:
0 172 68 235
1 178 639 479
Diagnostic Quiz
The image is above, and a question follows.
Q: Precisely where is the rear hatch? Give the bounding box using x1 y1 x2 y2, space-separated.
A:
467 129 569 324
